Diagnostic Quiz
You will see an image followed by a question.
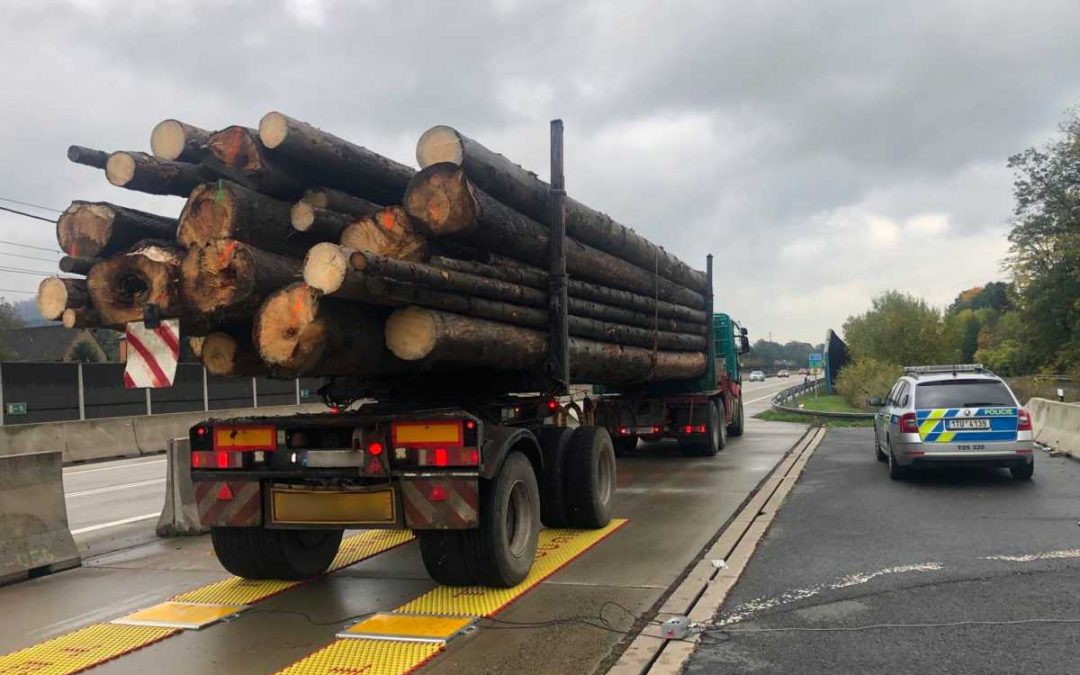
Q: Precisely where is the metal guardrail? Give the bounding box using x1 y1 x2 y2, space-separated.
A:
771 379 876 420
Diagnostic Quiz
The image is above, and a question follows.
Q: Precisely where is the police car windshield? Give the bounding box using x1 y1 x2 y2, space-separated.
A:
915 379 1015 409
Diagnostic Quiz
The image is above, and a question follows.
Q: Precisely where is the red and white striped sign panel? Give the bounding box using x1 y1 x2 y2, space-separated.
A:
124 319 180 388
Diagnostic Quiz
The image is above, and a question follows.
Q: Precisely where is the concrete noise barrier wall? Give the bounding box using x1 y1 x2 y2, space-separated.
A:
0 451 81 585
156 438 209 537
1027 397 1080 460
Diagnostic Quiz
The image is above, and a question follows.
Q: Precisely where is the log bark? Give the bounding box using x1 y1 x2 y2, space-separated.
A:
150 119 213 162
429 256 708 325
180 239 303 320
67 145 109 169
404 164 705 308
302 188 382 218
338 206 428 262
203 126 307 200
259 112 416 204
105 152 203 197
59 256 101 276
37 277 90 320
253 282 406 377
290 202 356 241
86 241 184 324
417 126 707 293
56 201 178 258
177 181 325 256
201 329 265 377
386 307 706 385
62 308 108 329
305 245 703 351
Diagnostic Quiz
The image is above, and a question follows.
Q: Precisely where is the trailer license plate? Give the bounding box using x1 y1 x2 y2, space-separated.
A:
270 486 396 525
945 418 991 431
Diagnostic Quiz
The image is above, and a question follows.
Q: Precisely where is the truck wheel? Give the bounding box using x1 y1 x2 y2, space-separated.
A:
564 426 616 528
416 531 475 586
210 526 343 580
613 434 638 456
680 401 723 456
536 426 574 528
468 451 541 587
728 399 745 437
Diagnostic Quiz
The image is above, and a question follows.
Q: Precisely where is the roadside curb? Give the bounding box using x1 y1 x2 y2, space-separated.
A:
608 426 827 674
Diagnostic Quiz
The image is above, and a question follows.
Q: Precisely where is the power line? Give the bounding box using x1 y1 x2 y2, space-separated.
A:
0 239 62 254
0 250 62 264
0 288 35 295
0 205 57 224
0 196 63 214
0 265 60 278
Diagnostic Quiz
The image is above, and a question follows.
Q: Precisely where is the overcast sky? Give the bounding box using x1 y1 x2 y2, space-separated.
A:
1 0 1078 343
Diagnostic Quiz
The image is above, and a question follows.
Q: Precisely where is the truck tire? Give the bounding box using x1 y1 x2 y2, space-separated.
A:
564 426 616 528
728 398 745 437
416 531 475 586
468 451 541 587
536 426 574 528
210 526 343 580
679 401 723 457
613 434 638 456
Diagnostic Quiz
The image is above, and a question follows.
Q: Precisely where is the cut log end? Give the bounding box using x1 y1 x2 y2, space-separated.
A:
255 283 324 370
37 277 75 320
176 183 236 247
290 201 316 232
56 202 115 257
201 332 246 376
87 248 180 324
104 152 137 187
403 163 477 235
207 126 260 171
302 243 350 293
416 125 465 168
180 240 252 313
339 207 429 262
257 111 289 150
150 119 188 161
62 308 103 329
385 306 437 361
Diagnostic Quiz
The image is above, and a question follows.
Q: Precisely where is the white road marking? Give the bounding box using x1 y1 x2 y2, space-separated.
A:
64 458 166 476
745 386 792 405
982 549 1080 562
714 562 945 626
65 478 165 498
71 513 160 535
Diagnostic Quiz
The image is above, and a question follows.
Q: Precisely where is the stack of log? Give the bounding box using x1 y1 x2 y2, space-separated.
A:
41 115 710 388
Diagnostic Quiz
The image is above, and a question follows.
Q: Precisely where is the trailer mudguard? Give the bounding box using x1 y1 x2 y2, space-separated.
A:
480 425 543 481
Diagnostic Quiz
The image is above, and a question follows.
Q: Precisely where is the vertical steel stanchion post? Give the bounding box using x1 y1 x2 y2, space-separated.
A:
145 387 152 415
547 119 570 394
252 377 258 408
295 378 301 405
202 367 209 411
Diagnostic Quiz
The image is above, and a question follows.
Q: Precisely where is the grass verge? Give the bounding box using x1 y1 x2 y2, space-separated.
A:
755 409 875 427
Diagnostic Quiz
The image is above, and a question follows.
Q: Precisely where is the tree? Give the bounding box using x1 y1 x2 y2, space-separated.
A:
70 340 102 363
1006 108 1080 370
842 290 956 366
0 298 26 360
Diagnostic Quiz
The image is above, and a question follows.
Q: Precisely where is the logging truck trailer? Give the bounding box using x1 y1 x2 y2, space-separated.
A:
188 391 614 588
589 313 751 456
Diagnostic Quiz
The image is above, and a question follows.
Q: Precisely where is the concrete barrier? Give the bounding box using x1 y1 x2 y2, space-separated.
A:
0 402 327 465
155 438 209 537
1028 397 1080 460
0 451 80 585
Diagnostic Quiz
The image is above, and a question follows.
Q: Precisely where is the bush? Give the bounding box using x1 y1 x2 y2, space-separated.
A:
835 357 902 411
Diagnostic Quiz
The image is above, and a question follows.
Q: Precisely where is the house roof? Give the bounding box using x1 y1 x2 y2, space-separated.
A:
0 325 101 362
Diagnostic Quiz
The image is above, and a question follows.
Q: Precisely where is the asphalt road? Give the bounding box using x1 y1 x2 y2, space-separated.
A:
686 427 1080 675
2 378 802 674
63 455 167 557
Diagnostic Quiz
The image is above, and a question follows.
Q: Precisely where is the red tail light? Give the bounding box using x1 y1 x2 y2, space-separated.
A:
192 450 243 469
899 412 919 434
416 446 479 467
652 426 661 434
618 426 630 436
1017 408 1033 432
367 441 384 456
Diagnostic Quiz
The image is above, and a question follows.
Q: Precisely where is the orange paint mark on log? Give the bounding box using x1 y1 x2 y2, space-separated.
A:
217 240 239 268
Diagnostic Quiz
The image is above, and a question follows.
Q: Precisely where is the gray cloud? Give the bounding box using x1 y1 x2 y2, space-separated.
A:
1 0 1078 342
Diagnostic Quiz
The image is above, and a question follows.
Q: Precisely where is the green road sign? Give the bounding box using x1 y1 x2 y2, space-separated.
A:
5 402 27 416
808 353 823 367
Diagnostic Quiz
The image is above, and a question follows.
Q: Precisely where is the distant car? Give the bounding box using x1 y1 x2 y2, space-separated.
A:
798 368 808 375
777 370 790 378
869 364 1034 481
749 370 766 382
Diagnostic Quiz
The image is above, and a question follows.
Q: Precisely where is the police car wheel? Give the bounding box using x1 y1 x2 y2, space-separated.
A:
887 442 909 481
1010 461 1034 481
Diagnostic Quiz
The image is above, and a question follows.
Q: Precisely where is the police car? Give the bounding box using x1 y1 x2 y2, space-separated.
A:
869 364 1034 481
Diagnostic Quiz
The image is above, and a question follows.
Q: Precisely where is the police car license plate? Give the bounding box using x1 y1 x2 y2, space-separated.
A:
945 418 990 431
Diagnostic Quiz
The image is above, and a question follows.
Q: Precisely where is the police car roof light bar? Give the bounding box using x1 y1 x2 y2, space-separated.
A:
903 363 986 376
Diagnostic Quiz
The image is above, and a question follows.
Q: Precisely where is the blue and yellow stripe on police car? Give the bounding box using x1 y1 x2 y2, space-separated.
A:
915 408 1019 444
